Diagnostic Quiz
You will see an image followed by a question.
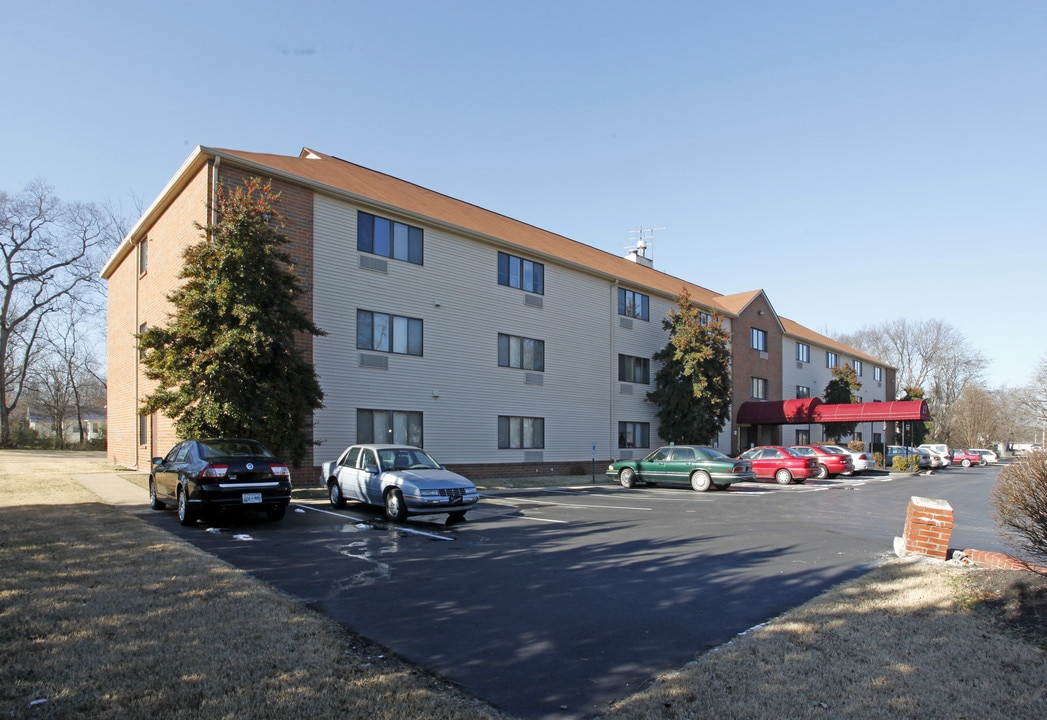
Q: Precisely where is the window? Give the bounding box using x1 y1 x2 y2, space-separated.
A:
357 211 423 265
357 409 423 446
498 416 545 449
751 377 768 400
796 429 810 445
138 413 147 446
497 252 544 294
618 354 650 384
826 352 838 368
874 366 883 382
699 311 712 326
853 360 863 376
498 334 545 371
138 238 148 274
796 385 811 399
357 310 423 355
138 323 147 360
617 288 649 321
751 328 767 352
618 421 650 449
796 342 810 363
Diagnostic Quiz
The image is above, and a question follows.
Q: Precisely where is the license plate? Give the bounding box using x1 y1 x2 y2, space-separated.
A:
242 493 262 504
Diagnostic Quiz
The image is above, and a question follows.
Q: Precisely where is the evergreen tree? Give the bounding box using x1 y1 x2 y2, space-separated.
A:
821 363 861 441
139 178 324 466
646 288 732 444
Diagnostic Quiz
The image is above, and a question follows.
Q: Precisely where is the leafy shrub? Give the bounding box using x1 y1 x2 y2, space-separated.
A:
847 440 865 452
991 452 1047 563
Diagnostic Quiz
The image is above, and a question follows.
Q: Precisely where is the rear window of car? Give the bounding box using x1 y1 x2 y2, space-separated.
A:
200 440 274 458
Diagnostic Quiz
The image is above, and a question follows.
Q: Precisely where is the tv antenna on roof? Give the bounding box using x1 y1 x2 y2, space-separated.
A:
626 226 664 258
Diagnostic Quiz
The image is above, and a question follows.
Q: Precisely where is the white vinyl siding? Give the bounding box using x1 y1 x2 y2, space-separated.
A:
312 194 611 466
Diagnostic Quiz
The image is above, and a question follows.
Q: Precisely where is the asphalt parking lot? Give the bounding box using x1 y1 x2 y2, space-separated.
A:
138 465 1008 720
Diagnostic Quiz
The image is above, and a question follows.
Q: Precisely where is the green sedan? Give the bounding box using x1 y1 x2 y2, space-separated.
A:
607 445 756 491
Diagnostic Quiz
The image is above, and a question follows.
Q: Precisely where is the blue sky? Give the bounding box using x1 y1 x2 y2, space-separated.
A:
4 1 1044 388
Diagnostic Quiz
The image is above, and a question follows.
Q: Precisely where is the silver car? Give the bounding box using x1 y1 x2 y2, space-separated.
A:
321 444 479 522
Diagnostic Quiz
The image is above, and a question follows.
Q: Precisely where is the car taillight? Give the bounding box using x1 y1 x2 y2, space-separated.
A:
270 464 290 477
200 463 229 479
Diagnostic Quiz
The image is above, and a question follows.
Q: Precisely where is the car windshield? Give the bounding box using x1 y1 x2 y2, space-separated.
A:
199 439 274 459
791 447 816 457
378 448 441 471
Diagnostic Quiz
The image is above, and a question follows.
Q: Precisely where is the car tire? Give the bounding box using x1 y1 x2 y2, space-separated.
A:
267 503 287 521
619 468 636 489
962 459 971 468
775 469 793 485
177 487 196 526
690 470 712 492
328 480 347 509
815 464 829 480
385 488 408 523
148 480 165 510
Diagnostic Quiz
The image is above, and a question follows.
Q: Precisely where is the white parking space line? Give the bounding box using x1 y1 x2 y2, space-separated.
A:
486 496 656 512
295 504 456 540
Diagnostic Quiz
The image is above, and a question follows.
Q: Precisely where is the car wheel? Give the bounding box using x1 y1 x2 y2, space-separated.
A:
148 479 165 510
815 464 829 480
690 470 712 492
980 459 987 466
962 459 971 468
267 504 287 521
385 488 408 523
619 468 636 489
775 469 793 485
328 481 346 509
177 487 196 526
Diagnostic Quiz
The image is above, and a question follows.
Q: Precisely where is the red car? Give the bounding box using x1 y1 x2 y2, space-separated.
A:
790 445 854 479
951 449 982 468
738 446 820 485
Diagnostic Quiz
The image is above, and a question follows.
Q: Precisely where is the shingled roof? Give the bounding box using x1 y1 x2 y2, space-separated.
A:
104 146 888 368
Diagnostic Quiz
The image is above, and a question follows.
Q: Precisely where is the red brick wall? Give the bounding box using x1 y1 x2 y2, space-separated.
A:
900 496 954 560
730 296 782 452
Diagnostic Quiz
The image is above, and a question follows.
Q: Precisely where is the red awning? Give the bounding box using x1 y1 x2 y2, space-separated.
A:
812 400 930 423
737 398 823 425
737 399 930 425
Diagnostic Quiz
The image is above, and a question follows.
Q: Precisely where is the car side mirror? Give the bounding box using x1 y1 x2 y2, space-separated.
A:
151 457 164 466
364 465 379 475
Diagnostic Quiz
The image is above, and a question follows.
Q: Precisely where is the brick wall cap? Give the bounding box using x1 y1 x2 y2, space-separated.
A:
910 496 953 511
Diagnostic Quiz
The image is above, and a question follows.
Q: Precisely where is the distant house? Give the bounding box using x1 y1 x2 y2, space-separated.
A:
26 407 106 443
101 146 897 473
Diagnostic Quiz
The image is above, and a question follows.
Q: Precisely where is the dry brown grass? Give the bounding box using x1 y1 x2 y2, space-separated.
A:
3 450 1047 719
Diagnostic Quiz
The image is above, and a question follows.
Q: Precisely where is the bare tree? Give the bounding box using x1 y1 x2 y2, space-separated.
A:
1 181 117 445
29 311 106 445
835 318 988 443
950 384 1003 449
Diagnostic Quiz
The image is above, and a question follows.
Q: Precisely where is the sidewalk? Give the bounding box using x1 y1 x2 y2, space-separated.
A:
72 473 147 507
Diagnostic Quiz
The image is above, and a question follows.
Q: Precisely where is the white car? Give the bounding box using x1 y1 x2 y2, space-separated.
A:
822 445 875 474
918 444 951 466
970 448 999 465
321 444 479 522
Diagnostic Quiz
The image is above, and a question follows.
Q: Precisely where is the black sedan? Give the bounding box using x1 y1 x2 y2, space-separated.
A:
149 438 292 526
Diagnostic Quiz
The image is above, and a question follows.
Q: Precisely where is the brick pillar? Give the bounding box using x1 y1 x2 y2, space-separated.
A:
896 496 954 560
